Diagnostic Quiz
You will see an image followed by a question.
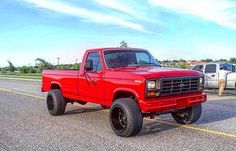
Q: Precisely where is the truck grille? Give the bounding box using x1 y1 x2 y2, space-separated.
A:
160 77 200 96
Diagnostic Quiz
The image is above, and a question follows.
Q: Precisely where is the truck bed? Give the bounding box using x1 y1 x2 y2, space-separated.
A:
42 70 80 99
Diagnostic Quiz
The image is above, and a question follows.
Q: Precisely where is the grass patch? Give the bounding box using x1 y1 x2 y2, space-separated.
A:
0 73 41 80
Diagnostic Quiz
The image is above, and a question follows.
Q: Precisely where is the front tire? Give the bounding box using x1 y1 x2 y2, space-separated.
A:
171 104 202 124
46 89 66 116
109 98 143 137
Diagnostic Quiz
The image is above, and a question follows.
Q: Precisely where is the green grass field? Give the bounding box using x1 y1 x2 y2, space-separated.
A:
0 73 41 80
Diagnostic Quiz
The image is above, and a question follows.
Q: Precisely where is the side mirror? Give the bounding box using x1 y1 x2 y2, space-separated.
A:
85 60 93 71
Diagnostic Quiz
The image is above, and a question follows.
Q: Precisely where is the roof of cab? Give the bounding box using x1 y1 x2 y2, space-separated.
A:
86 47 147 52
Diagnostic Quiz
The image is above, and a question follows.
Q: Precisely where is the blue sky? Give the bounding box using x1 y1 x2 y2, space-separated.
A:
0 0 236 66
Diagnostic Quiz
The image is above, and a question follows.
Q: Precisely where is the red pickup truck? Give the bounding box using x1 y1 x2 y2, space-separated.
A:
42 48 207 137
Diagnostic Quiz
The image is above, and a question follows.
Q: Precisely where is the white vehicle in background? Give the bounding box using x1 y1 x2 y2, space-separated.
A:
192 63 236 90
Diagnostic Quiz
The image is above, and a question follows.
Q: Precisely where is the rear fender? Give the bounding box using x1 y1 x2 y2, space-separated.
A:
50 82 62 90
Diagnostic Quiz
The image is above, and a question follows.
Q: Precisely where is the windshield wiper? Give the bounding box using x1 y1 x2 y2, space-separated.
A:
109 65 128 68
127 64 140 67
109 63 159 68
141 63 159 66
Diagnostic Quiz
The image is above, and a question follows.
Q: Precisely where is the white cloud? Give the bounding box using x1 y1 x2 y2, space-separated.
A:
20 0 148 32
149 0 236 29
93 0 135 16
93 0 156 23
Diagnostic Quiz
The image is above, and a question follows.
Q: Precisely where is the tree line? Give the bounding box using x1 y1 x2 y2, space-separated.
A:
159 58 236 63
1 57 236 74
0 58 81 74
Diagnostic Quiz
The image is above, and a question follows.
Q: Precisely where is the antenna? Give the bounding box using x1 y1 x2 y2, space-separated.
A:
57 57 61 65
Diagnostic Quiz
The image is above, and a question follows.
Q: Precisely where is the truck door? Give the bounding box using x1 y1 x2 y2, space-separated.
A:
79 52 104 103
220 64 235 88
204 64 218 88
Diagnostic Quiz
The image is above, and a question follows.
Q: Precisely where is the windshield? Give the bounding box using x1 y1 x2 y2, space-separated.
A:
104 50 159 68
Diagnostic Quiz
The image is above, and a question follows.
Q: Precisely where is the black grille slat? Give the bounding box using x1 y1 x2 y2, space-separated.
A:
160 77 200 96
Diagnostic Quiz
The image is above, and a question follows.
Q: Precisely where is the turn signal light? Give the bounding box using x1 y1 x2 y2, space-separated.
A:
147 91 160 97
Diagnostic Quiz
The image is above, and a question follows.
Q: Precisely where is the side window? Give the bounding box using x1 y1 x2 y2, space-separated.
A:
232 66 235 72
205 64 216 73
86 52 102 72
220 64 235 72
192 65 203 72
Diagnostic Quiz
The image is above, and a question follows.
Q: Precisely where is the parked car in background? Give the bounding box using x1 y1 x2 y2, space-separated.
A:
192 63 236 90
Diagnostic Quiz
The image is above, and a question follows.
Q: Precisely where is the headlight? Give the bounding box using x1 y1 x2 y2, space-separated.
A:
147 80 161 97
147 80 161 90
148 81 156 90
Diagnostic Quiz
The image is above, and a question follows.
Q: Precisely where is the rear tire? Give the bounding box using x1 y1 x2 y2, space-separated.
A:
171 104 202 124
109 98 143 137
46 89 66 116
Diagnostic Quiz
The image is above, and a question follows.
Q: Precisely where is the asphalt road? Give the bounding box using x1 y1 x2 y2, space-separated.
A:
0 78 236 151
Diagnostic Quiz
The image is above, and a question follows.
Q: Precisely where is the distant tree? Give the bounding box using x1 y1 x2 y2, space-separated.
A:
229 58 236 64
120 41 128 48
179 59 186 62
1 68 7 73
179 64 188 69
162 60 170 63
201 59 213 63
18 66 34 74
35 58 54 68
56 65 65 70
19 66 29 74
28 67 37 73
72 63 81 69
7 60 15 72
35 58 54 73
219 59 228 62
173 60 178 63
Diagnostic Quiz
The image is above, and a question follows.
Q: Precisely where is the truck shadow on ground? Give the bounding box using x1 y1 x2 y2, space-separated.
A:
63 105 181 136
197 98 236 124
140 97 236 136
61 98 236 136
63 105 104 115
140 122 178 136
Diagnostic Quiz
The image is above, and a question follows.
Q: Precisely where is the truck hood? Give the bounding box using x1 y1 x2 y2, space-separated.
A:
110 66 201 79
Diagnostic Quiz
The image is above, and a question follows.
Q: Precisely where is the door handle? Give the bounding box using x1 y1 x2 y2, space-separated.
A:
211 75 215 77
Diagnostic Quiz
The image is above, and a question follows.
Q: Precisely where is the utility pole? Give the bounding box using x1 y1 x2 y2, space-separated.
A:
75 59 78 64
57 57 60 65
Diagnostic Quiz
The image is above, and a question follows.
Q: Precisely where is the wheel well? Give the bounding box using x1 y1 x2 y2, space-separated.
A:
51 83 61 90
113 91 136 102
